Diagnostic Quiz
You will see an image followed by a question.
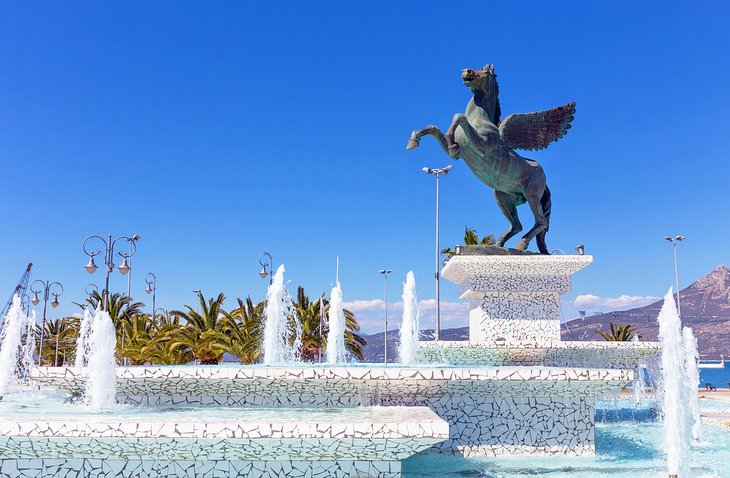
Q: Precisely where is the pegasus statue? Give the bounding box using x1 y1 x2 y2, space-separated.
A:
407 64 576 254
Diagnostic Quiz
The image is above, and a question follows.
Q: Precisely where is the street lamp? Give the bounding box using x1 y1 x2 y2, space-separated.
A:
124 235 140 302
665 235 685 316
379 269 392 364
154 307 169 325
422 164 452 341
29 279 63 366
259 252 274 285
145 272 157 325
82 235 138 311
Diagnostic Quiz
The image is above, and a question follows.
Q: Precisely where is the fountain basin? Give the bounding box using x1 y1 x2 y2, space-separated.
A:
418 341 660 368
0 395 446 477
33 365 632 457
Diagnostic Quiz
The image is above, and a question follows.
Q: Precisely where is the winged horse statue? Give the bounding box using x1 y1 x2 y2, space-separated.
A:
407 64 575 254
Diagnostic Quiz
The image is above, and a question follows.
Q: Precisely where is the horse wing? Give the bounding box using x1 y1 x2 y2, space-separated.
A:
498 102 576 151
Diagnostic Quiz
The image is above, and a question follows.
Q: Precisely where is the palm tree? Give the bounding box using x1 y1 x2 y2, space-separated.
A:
118 314 157 365
222 296 265 364
596 322 641 342
85 291 145 323
294 287 366 362
168 292 229 364
442 226 496 257
139 314 193 365
37 317 78 366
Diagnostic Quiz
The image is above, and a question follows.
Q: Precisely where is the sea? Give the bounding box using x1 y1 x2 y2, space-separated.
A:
699 364 730 389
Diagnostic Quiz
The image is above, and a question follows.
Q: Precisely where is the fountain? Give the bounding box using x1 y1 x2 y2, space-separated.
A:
262 264 301 365
0 295 34 396
83 309 117 411
398 271 420 366
657 289 690 478
326 281 347 364
682 326 702 443
74 307 94 368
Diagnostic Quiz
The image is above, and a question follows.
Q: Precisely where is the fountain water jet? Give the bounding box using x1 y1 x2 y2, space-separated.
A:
326 281 347 364
18 308 36 384
75 308 94 368
83 309 117 411
657 288 690 478
262 265 302 365
682 326 702 443
398 271 420 366
0 295 32 396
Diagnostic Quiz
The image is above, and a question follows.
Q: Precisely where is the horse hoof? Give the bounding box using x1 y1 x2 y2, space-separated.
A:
406 138 420 150
515 240 529 251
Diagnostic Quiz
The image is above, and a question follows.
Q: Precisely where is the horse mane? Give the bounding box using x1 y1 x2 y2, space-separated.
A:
485 65 501 124
475 64 501 124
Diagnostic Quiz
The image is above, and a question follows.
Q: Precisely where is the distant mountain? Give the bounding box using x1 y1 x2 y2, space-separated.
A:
562 265 730 357
361 327 468 362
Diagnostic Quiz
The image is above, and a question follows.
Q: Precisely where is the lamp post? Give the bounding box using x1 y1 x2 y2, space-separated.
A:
154 307 168 325
30 279 63 366
665 235 685 316
84 284 98 306
193 289 202 313
258 252 274 285
422 165 452 340
145 272 157 324
82 235 138 312
379 269 392 364
125 235 140 302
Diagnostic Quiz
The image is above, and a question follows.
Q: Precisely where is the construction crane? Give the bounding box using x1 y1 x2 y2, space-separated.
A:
0 263 33 322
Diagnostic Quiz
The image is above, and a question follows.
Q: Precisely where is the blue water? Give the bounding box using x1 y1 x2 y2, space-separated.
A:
700 366 730 389
404 421 730 477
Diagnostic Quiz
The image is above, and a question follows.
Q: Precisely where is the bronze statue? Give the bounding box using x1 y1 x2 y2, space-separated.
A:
407 65 575 254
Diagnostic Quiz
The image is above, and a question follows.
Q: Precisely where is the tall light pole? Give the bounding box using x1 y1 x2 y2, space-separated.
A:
258 252 274 285
82 235 138 311
423 165 452 340
379 269 392 364
145 272 157 324
665 235 685 316
30 279 63 366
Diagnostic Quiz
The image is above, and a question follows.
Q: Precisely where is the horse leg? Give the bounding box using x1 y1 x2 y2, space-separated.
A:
494 190 523 247
445 114 483 159
515 179 548 252
407 125 449 154
535 186 551 254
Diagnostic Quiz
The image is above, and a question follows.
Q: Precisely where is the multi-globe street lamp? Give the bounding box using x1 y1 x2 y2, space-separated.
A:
30 279 63 366
379 269 392 364
665 235 685 316
258 252 274 285
82 235 138 311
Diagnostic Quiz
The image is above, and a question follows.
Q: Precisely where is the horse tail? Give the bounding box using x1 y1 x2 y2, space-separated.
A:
537 185 552 254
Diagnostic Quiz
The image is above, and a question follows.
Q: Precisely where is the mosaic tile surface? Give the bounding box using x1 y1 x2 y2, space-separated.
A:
418 341 660 368
0 458 401 478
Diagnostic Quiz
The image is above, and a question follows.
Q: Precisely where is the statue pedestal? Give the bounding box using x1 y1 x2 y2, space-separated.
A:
442 254 592 347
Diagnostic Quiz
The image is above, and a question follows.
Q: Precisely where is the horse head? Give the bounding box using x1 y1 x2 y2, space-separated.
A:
462 65 501 124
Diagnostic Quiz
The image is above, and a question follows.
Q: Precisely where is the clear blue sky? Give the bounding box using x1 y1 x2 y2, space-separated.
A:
1 2 729 332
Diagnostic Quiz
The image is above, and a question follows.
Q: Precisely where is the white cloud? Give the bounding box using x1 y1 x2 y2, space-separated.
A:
573 294 659 311
344 298 468 334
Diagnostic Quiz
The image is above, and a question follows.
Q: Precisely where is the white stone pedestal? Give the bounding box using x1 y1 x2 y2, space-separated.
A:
442 254 592 347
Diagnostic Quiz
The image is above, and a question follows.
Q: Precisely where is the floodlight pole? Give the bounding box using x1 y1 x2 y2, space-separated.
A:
423 165 452 340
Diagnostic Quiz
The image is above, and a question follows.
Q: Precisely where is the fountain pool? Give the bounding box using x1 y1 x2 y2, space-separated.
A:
403 418 730 477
